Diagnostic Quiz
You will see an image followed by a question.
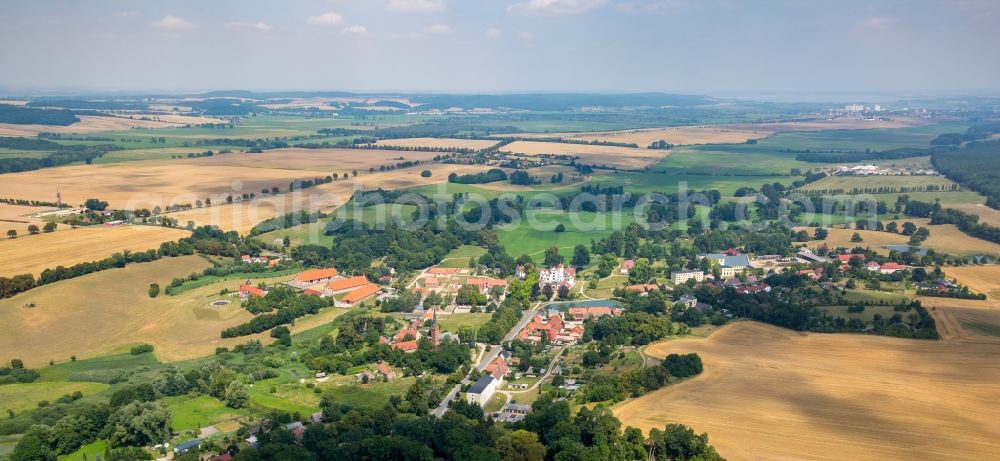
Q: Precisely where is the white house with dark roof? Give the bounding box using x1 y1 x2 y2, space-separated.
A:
467 375 500 407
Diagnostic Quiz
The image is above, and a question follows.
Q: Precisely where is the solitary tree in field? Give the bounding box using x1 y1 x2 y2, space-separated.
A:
42 222 57 233
352 170 358 177
6 229 15 239
851 232 863 243
26 224 39 235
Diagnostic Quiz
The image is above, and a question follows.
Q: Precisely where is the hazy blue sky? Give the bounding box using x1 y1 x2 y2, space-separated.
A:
1 0 998 96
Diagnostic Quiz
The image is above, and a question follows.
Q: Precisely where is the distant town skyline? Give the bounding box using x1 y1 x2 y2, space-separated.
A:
2 0 999 96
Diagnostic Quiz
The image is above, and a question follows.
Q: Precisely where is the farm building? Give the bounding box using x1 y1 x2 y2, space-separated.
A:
567 306 623 321
466 277 508 294
327 275 371 294
342 284 380 305
294 268 339 285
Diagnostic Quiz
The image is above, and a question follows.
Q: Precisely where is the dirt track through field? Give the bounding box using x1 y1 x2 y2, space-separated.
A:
614 321 1000 461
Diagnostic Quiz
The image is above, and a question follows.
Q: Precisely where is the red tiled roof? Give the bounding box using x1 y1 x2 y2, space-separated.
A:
391 340 419 352
625 284 658 292
295 268 338 282
240 284 267 297
343 284 380 304
327 275 370 292
427 267 458 275
467 277 508 287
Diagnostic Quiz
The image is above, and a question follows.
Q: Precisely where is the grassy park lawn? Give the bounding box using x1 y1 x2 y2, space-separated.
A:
437 313 492 333
439 245 487 268
497 210 637 262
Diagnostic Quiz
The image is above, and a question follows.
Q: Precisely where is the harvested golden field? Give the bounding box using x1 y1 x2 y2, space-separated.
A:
938 265 1000 301
0 256 354 366
167 163 494 233
796 226 908 254
614 322 1000 461
0 225 191 277
543 125 774 147
501 140 667 169
168 147 441 172
926 301 1000 343
0 115 197 136
885 218 1000 257
800 222 1000 258
0 203 51 235
948 203 1000 226
373 137 499 150
0 161 329 210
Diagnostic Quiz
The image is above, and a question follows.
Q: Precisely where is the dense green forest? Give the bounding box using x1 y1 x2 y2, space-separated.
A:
0 104 80 125
933 140 1000 208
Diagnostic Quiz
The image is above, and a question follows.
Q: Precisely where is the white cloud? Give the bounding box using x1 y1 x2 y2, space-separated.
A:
517 31 534 40
307 12 344 26
343 25 369 34
615 0 686 14
484 27 502 38
226 21 272 32
508 0 607 16
152 15 195 30
386 0 447 12
859 16 893 29
425 23 453 34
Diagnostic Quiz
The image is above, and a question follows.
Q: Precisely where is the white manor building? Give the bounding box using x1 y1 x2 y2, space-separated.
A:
538 264 576 288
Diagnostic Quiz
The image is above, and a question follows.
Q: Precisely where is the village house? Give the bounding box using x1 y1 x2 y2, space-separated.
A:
677 294 698 309
241 254 269 264
538 264 576 288
837 253 866 263
865 261 882 272
799 267 824 280
375 361 397 380
878 262 904 274
515 265 527 279
620 259 635 275
484 355 509 380
239 281 268 299
671 270 705 285
736 283 771 295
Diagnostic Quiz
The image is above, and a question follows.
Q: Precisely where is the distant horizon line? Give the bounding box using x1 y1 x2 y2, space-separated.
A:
2 87 999 104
